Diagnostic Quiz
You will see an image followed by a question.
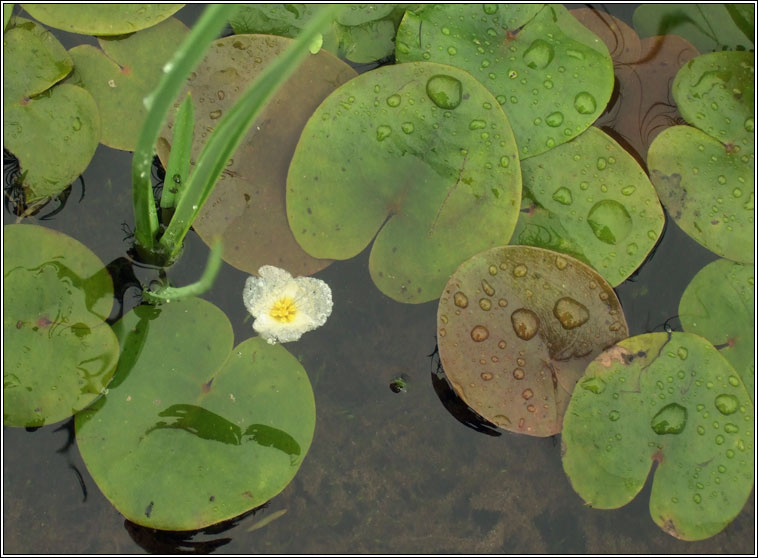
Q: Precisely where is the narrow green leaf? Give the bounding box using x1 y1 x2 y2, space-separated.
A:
725 4 755 46
4 4 14 31
160 92 195 215
158 4 341 262
131 4 237 256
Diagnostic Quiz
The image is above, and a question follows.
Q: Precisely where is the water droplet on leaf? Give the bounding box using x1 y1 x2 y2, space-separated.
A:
511 308 539 340
651 403 687 435
471 325 489 342
573 91 596 114
426 75 462 110
523 39 554 70
587 200 633 245
553 297 589 329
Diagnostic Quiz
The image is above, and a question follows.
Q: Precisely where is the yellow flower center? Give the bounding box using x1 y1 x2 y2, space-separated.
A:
269 297 297 323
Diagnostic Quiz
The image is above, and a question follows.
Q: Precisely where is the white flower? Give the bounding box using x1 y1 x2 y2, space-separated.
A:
242 265 333 344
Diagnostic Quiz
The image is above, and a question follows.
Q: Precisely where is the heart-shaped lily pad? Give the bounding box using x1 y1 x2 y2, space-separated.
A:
3 18 100 204
395 4 614 159
512 126 666 286
648 51 754 263
562 331 754 541
157 34 356 277
68 17 189 151
229 4 410 63
21 3 184 36
3 224 118 428
3 17 72 101
437 245 628 437
75 297 315 531
287 61 522 303
679 259 755 395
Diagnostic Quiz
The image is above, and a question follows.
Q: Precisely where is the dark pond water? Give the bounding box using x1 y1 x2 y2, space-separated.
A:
3 4 755 554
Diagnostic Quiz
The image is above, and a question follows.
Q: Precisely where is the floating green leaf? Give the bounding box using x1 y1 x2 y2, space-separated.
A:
3 18 99 204
157 34 356 276
562 332 754 541
649 51 754 264
679 259 755 395
395 4 614 159
287 61 522 303
633 4 753 54
3 224 118 428
2 17 72 101
75 297 315 531
513 126 666 286
21 3 184 36
230 4 411 63
68 18 189 151
437 245 628 437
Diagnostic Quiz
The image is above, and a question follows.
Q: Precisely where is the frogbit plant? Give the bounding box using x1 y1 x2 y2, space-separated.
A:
131 4 339 302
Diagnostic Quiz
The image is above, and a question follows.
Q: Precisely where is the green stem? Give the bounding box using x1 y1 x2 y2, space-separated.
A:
131 5 237 257
158 4 340 262
161 92 195 218
142 239 224 304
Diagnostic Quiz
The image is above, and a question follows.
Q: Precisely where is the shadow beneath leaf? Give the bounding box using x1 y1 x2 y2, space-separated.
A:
428 343 501 437
145 403 302 464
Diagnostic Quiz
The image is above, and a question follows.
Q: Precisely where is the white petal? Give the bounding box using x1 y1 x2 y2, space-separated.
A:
242 265 333 344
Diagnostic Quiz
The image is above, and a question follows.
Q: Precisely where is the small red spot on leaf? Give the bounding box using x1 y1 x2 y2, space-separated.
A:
120 65 132 75
652 448 664 463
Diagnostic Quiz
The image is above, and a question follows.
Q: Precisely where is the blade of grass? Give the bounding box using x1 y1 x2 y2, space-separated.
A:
160 92 195 217
131 4 237 255
158 4 340 262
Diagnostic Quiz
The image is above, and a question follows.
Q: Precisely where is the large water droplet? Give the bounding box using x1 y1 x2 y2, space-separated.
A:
552 187 573 205
744 117 754 132
580 376 606 394
453 291 468 308
651 403 687 435
471 325 489 342
401 122 415 134
386 94 401 107
376 125 392 141
481 279 495 296
72 117 82 131
573 92 597 114
587 200 633 245
546 111 564 127
511 308 539 340
209 109 222 120
609 410 620 421
714 394 738 415
553 297 589 329
426 75 462 110
513 264 527 278
469 119 486 130
479 298 492 311
522 39 554 70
